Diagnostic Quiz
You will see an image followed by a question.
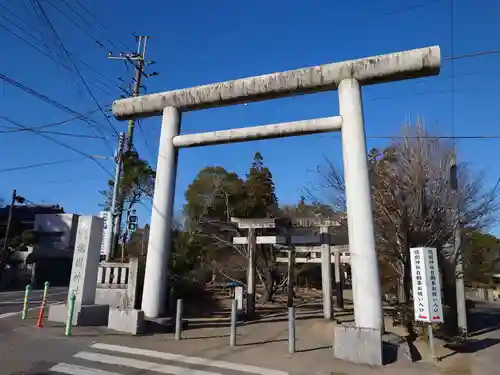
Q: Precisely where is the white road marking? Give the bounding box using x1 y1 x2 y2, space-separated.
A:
91 343 290 375
0 291 68 305
0 301 63 319
74 351 224 375
0 287 67 297
50 363 124 375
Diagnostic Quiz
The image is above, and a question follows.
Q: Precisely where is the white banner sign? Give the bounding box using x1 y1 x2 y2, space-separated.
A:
99 211 112 259
410 247 444 323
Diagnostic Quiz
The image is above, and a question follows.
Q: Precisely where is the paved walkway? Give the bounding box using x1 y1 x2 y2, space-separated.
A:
3 303 500 375
94 315 440 375
47 342 291 375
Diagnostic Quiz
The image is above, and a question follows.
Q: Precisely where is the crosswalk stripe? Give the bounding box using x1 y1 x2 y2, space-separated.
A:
91 343 289 375
74 351 224 375
50 363 123 375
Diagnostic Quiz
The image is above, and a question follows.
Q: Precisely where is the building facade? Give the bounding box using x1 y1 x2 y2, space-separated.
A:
30 213 80 287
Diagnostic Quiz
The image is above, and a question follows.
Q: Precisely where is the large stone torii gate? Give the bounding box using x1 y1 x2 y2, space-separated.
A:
112 45 441 365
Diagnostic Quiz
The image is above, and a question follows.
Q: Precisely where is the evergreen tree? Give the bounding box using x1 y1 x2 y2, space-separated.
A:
245 152 278 218
184 166 247 228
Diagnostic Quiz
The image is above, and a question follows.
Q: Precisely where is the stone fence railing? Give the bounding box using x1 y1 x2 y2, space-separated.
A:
465 286 498 302
95 258 139 309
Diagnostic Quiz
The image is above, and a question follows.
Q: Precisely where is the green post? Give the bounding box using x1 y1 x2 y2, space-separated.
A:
65 294 76 337
21 284 31 320
42 281 50 303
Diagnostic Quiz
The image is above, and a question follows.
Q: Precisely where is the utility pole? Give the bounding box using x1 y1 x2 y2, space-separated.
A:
107 132 125 260
108 36 159 258
451 153 468 339
2 189 25 263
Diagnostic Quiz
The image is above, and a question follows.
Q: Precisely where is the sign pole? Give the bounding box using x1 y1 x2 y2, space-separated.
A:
428 323 436 359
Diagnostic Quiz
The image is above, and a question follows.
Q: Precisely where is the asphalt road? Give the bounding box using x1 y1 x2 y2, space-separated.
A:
0 286 68 319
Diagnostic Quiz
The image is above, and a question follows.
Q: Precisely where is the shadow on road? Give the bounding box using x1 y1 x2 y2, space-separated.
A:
441 338 500 361
237 338 287 346
468 303 500 337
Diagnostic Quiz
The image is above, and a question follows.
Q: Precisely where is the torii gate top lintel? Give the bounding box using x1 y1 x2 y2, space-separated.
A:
112 45 440 120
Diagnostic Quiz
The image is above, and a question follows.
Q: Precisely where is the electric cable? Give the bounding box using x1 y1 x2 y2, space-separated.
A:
33 0 119 140
0 115 113 177
0 156 89 173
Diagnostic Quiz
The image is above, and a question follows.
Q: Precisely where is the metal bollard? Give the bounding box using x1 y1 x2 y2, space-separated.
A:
175 299 183 340
22 284 31 320
65 294 76 336
288 306 296 354
230 299 237 347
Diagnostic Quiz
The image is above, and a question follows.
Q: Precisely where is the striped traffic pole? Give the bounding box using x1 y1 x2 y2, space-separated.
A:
65 294 76 336
21 284 31 320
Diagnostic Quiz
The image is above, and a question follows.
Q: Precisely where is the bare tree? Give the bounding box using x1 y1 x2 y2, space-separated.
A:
309 120 499 333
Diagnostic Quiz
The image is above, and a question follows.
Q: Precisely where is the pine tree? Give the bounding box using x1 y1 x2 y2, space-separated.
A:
245 152 278 218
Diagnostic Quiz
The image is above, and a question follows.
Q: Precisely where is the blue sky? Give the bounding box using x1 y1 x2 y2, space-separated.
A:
1 0 500 232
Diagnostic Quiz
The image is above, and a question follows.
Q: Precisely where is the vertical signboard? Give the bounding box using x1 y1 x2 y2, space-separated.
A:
99 211 112 261
68 216 103 309
410 247 444 323
425 247 444 323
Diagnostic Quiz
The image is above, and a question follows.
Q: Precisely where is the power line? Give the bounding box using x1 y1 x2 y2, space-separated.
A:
0 115 113 177
383 0 445 17
0 12 51 51
450 0 456 151
44 0 108 50
0 107 107 133
0 20 126 98
0 3 38 34
444 49 500 61
137 120 155 160
33 0 119 141
13 129 107 139
0 72 114 139
59 0 122 50
0 20 123 102
72 0 132 51
364 64 500 102
0 7 128 95
0 21 62 67
34 176 103 185
366 135 500 140
77 58 130 96
0 156 89 173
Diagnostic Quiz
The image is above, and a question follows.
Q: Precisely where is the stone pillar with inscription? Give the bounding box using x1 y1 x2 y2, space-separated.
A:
48 216 110 326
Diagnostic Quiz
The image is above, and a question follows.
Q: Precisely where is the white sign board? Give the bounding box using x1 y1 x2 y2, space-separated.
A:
410 247 444 323
99 211 112 259
234 285 244 314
